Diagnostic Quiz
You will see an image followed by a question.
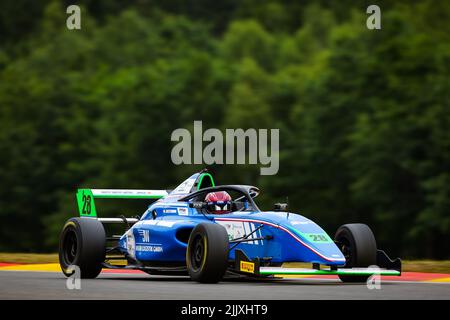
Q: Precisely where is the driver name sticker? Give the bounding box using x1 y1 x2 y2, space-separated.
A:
163 209 177 214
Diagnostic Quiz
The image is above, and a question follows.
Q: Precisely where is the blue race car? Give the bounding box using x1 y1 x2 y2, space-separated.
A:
59 170 401 283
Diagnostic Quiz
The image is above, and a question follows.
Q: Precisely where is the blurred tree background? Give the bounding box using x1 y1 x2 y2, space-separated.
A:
0 0 448 258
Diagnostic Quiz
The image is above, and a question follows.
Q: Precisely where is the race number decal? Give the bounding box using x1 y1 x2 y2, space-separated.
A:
82 193 91 215
76 189 97 217
302 233 333 243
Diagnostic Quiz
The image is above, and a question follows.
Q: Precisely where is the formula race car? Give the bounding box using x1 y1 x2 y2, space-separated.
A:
59 170 401 283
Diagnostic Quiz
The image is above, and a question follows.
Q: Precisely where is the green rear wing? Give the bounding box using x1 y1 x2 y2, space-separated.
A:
76 189 169 217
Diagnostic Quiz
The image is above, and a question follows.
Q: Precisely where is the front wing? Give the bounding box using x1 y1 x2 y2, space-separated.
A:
259 267 400 277
234 250 401 278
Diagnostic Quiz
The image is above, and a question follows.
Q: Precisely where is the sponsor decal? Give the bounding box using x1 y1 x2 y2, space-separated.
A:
92 189 167 197
217 221 262 245
178 207 188 216
219 221 245 240
163 209 177 214
136 244 163 253
138 229 150 243
240 261 255 273
291 221 311 225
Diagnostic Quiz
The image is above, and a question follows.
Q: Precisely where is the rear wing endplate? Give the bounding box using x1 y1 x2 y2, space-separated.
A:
76 189 168 217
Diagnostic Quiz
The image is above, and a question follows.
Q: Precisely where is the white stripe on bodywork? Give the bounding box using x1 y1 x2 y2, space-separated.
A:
243 222 250 244
139 220 180 227
91 189 168 197
249 222 257 245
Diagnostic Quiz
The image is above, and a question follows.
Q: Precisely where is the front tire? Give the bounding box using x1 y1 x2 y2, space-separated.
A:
334 223 377 283
186 223 229 283
59 217 106 279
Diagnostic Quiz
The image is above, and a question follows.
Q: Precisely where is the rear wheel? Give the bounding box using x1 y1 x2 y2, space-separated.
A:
186 223 229 283
334 223 377 283
59 217 106 279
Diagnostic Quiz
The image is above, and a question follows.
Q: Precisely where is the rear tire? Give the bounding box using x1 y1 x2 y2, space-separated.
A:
334 223 377 283
186 223 229 283
59 217 106 279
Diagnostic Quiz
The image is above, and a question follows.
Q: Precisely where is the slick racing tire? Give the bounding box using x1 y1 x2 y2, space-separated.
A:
334 223 377 283
186 223 229 283
59 217 106 279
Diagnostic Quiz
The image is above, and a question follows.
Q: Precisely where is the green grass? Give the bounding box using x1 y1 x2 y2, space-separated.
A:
400 260 450 274
1 253 449 273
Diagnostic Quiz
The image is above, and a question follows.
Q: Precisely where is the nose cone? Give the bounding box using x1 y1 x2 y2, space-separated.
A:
286 214 345 264
261 211 346 264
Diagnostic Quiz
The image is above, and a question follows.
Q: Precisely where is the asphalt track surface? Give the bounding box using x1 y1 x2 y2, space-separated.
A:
1 271 449 300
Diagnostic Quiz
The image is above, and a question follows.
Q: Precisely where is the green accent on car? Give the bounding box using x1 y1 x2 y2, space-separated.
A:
197 172 215 190
93 195 163 199
259 268 401 276
299 232 334 244
76 188 168 217
76 189 97 217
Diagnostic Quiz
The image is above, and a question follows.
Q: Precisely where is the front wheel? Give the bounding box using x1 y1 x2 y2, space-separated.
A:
186 223 229 283
334 223 377 283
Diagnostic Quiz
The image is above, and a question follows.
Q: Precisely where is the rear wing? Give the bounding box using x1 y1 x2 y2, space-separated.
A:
76 171 216 217
76 188 168 217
